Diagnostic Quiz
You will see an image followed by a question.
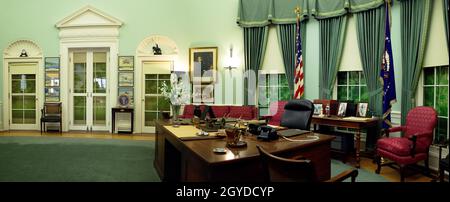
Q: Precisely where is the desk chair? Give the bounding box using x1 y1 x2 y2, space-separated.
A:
257 145 358 182
375 106 437 182
40 102 62 133
280 99 314 130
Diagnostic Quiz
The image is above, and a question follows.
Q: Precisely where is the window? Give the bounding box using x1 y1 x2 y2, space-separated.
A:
258 74 290 116
423 66 449 143
337 71 368 102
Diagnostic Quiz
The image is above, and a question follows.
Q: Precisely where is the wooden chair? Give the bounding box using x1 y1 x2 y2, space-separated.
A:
257 145 358 182
40 102 62 133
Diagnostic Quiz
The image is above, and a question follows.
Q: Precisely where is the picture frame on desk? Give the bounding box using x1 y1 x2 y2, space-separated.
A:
337 102 347 117
357 102 368 117
313 104 323 115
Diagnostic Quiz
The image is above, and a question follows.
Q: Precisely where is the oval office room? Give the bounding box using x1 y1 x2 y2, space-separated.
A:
0 0 448 198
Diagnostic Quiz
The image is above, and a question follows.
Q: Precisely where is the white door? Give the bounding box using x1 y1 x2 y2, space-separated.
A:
141 61 172 133
69 50 109 131
9 63 39 130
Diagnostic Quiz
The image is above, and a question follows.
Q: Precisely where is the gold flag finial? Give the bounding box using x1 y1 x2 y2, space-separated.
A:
294 6 301 16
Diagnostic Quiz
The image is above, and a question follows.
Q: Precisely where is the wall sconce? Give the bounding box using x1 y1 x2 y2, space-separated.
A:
224 45 237 70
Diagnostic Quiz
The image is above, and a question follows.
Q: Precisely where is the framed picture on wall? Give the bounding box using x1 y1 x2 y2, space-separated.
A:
118 56 134 71
118 87 134 105
118 72 134 87
192 83 214 103
45 71 60 87
45 57 60 71
189 47 218 84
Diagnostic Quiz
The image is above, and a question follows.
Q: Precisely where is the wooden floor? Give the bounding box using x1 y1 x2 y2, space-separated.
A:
0 130 437 182
0 130 155 141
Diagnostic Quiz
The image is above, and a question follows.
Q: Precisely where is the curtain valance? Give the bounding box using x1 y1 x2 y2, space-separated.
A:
237 0 309 27
312 0 385 19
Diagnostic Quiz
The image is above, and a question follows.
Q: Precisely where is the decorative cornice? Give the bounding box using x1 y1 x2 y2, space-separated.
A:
56 5 123 28
3 39 43 58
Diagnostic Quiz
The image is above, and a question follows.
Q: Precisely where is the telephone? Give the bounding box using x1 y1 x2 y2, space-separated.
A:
256 125 278 141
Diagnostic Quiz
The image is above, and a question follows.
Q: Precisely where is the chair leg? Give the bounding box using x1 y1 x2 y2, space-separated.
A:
399 165 405 182
424 157 430 176
40 121 43 134
439 167 444 182
375 155 382 174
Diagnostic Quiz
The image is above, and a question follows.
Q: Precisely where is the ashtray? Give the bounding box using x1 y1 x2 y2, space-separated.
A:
226 141 247 148
213 147 228 154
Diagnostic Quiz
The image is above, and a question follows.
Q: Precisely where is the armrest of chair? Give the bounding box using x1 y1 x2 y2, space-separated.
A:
291 155 306 160
408 135 417 158
326 169 358 182
385 126 405 137
408 132 431 158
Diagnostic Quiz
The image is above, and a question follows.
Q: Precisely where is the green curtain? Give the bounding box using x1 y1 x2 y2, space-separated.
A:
355 5 385 117
444 0 449 50
399 0 433 125
243 26 269 105
312 0 384 19
237 0 308 27
276 21 307 95
319 16 348 99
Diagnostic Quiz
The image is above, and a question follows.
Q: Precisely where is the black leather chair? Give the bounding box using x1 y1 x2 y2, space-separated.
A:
40 102 62 133
280 99 314 130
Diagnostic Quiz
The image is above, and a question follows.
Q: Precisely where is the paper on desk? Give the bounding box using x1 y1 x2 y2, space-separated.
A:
342 116 371 121
164 125 222 140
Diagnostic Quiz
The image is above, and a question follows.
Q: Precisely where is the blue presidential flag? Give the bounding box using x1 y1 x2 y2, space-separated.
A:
381 3 397 129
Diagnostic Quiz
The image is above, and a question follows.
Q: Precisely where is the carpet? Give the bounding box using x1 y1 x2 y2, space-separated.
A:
0 136 389 182
331 160 389 182
0 136 160 182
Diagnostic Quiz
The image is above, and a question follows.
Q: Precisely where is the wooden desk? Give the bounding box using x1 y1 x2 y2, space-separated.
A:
311 116 379 168
154 121 335 182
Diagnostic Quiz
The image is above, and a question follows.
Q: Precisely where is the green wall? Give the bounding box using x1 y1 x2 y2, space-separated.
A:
0 0 243 102
0 0 447 122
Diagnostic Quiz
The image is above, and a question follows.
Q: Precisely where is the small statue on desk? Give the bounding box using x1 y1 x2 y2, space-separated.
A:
153 43 162 55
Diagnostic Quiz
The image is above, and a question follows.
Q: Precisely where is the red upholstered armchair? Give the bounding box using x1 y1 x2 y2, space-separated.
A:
375 106 437 182
262 101 288 126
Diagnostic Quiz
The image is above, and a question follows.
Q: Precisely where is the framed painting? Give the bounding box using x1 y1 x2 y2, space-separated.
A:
192 84 214 103
45 71 60 87
45 57 60 71
118 87 134 105
118 56 134 71
118 72 134 87
189 47 218 84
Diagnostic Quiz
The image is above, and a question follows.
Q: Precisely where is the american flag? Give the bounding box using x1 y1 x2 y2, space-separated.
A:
294 16 304 99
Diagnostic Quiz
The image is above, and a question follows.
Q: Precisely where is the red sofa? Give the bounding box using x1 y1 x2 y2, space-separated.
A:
261 101 288 126
179 104 258 120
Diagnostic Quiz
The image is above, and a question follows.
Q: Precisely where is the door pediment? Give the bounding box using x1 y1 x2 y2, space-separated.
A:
56 5 123 28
